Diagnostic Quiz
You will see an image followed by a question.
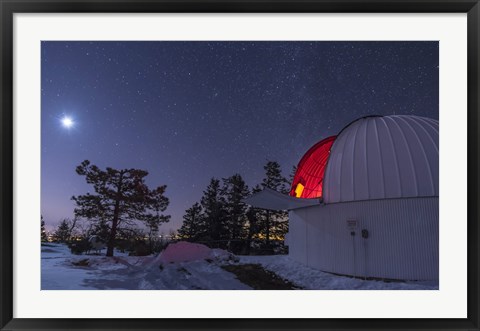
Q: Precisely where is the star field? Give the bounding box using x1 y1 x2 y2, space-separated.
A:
41 41 439 232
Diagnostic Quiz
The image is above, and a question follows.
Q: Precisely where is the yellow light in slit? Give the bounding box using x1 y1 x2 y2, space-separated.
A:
295 183 304 198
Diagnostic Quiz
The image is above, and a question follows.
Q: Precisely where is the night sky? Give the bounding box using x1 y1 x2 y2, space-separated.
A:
41 41 439 233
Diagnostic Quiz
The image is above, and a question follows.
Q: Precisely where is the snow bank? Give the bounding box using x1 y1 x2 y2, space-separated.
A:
157 241 211 263
155 241 233 264
155 241 211 264
210 248 233 261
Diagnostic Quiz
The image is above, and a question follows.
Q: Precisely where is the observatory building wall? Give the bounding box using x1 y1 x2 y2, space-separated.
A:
287 196 439 281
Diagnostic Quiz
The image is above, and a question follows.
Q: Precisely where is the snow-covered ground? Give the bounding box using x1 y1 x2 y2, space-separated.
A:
41 242 438 290
239 255 438 290
42 243 249 290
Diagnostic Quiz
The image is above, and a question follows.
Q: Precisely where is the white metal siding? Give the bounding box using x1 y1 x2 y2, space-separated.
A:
287 197 438 281
288 212 308 264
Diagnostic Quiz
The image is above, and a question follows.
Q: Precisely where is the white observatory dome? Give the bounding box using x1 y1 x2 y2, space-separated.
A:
323 115 439 204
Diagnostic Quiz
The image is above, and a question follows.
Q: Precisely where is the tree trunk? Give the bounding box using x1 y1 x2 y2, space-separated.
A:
106 208 119 257
68 217 77 236
106 172 124 257
245 227 253 255
265 211 270 249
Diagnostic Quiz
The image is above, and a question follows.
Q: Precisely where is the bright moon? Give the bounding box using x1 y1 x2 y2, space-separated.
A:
61 116 74 128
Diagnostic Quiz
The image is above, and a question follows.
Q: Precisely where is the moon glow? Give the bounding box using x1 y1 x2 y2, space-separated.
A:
61 116 74 128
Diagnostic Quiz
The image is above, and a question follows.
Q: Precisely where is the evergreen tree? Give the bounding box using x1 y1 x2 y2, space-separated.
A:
54 219 72 242
260 161 289 249
200 178 227 247
88 219 111 243
222 174 249 242
72 160 170 257
288 165 298 187
177 202 205 241
262 160 289 194
144 196 171 254
168 229 178 241
244 184 264 254
41 216 48 242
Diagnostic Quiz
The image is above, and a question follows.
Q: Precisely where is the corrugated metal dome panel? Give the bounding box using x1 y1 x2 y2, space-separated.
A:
323 115 439 203
289 136 336 199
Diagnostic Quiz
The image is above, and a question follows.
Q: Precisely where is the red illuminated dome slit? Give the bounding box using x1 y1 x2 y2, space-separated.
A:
290 136 336 199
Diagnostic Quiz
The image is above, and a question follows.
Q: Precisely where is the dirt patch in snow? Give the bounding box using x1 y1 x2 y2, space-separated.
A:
72 259 90 267
222 264 302 290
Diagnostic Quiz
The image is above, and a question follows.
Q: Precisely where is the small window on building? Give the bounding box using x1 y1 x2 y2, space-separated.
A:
295 183 305 198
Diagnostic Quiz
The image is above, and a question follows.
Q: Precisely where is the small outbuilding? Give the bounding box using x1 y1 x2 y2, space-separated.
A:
246 115 439 281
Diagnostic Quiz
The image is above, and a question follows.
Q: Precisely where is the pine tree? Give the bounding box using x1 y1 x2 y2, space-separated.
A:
72 160 170 257
222 174 249 243
261 161 289 249
41 216 48 242
177 203 205 241
144 193 171 254
168 229 178 241
262 161 289 194
54 219 72 242
243 185 265 255
89 219 111 243
200 178 227 247
288 165 298 187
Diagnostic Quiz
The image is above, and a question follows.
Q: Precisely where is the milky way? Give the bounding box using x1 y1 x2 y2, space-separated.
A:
41 41 438 232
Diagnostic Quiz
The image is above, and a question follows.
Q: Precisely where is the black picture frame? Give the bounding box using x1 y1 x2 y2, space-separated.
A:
1 1 479 330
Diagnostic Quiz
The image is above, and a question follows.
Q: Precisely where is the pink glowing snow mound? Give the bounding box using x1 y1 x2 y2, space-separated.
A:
158 241 213 264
